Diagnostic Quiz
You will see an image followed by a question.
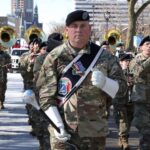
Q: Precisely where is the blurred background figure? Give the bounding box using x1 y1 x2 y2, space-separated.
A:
115 42 125 58
47 32 63 52
0 43 11 110
100 40 109 50
129 35 150 150
112 52 134 150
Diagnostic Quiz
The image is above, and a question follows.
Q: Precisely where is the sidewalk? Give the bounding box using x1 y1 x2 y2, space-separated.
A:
0 73 39 150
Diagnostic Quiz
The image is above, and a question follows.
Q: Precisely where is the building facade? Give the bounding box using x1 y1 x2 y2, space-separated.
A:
74 0 150 40
11 0 33 22
11 0 43 37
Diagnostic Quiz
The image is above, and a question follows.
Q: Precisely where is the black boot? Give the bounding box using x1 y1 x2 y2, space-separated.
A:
0 101 4 110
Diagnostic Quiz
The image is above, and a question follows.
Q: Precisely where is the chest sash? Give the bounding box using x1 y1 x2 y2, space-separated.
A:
57 43 104 107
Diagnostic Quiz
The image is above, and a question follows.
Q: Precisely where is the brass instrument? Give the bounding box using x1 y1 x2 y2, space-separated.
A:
24 25 46 43
104 29 121 46
0 26 16 48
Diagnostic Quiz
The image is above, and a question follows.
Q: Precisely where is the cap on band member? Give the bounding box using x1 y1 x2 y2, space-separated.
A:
139 35 150 46
119 53 133 61
48 33 63 42
66 10 90 26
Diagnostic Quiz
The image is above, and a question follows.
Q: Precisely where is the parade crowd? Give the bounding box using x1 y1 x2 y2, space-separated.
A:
0 10 150 150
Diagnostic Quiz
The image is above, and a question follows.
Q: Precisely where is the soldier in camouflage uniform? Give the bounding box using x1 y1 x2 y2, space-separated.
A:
0 44 11 109
22 38 50 150
20 38 50 150
20 40 34 90
32 41 51 150
112 53 134 150
32 38 63 150
36 10 127 150
20 39 36 136
129 36 150 150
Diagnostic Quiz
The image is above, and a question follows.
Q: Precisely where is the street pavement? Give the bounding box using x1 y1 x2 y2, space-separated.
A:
106 108 139 150
0 73 139 150
0 73 39 150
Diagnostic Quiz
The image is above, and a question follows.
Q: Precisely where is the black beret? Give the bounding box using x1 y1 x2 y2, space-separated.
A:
39 41 47 49
66 10 90 26
139 35 150 46
47 38 62 52
48 33 63 42
119 53 133 61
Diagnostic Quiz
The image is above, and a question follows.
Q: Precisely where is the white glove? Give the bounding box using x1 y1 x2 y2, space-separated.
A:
54 127 71 142
91 70 119 98
22 90 40 110
45 106 71 142
91 70 106 89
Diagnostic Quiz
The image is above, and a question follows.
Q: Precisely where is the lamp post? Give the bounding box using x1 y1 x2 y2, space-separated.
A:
104 11 111 32
91 4 96 42
92 4 95 28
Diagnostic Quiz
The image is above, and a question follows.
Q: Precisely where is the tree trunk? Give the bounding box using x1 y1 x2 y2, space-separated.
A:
126 1 136 50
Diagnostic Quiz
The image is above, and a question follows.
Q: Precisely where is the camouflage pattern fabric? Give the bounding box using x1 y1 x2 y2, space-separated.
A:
20 51 34 90
49 125 105 150
37 41 127 150
129 53 150 150
33 52 51 150
33 52 48 83
0 50 11 108
112 68 134 138
20 51 51 150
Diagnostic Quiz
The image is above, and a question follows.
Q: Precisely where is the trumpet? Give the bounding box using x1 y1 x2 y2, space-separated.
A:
0 26 16 48
24 25 46 43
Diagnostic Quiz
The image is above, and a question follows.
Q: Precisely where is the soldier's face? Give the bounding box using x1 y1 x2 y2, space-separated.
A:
120 60 130 70
140 41 150 58
40 46 47 54
33 43 40 53
29 43 34 51
65 21 91 49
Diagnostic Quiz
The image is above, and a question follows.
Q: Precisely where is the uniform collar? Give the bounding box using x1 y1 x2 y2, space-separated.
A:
66 41 91 56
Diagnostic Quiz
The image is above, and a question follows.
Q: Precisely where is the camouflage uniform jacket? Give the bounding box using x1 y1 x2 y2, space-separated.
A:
112 69 132 104
20 51 31 77
33 52 48 83
20 51 38 89
37 41 127 137
0 50 11 82
129 53 150 103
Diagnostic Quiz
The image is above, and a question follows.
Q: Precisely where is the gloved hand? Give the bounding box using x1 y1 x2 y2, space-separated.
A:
142 57 150 69
91 69 119 98
22 90 39 110
91 70 106 89
54 127 71 142
45 106 71 142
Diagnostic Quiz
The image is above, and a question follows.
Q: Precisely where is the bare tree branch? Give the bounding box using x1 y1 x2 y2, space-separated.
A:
135 0 150 18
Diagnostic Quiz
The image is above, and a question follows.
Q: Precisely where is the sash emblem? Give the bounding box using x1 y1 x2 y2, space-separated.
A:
58 77 72 96
72 61 85 75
